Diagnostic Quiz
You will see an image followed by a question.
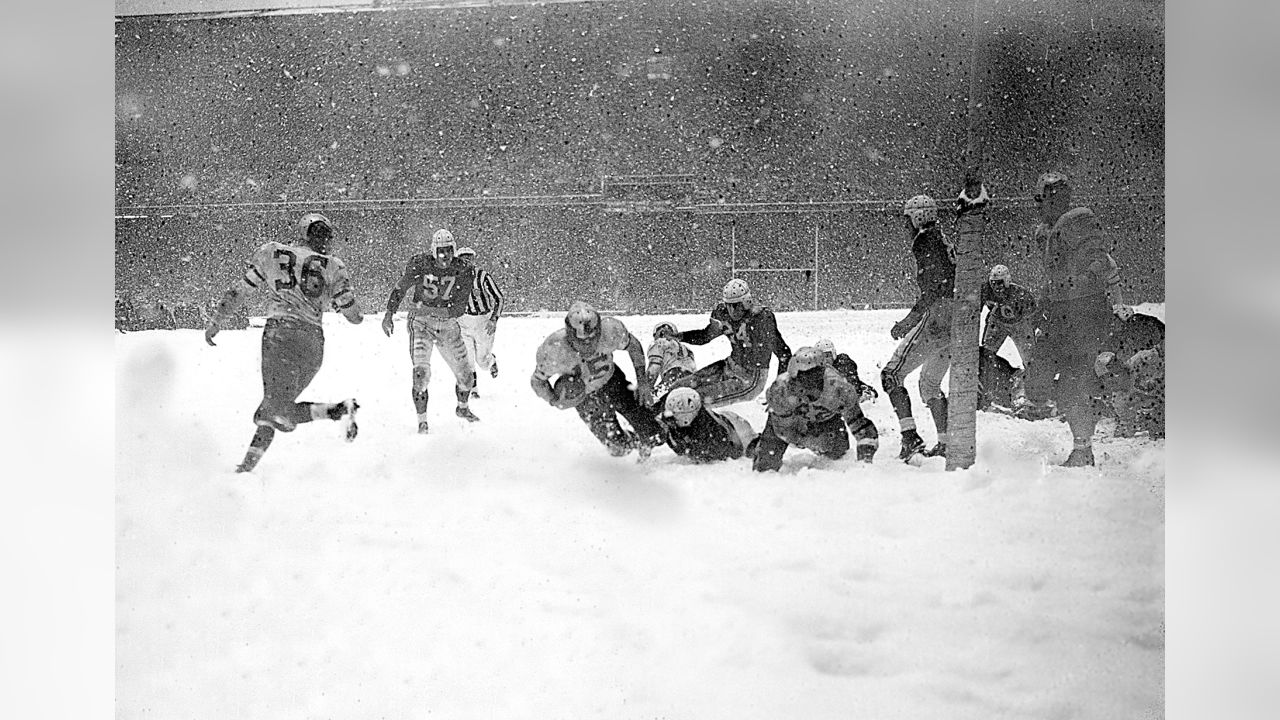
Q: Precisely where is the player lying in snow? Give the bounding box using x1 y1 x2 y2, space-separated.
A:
656 387 758 464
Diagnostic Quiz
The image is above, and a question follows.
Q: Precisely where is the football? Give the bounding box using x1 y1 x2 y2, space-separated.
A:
553 373 588 407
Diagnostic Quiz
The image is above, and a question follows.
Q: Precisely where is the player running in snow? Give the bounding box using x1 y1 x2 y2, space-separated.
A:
204 212 363 473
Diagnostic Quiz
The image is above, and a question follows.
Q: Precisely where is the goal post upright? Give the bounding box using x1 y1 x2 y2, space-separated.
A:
945 0 991 471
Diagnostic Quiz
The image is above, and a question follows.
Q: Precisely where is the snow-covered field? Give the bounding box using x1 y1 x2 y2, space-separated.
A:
115 306 1165 719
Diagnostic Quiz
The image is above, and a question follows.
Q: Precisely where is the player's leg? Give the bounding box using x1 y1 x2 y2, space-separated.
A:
845 408 878 463
1055 298 1112 465
437 318 479 422
751 416 790 471
718 409 759 458
593 367 661 454
575 383 634 456
698 365 767 409
918 346 952 456
408 317 434 433
881 322 930 459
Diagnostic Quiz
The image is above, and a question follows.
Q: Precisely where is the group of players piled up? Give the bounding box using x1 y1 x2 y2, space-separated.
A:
202 170 1164 474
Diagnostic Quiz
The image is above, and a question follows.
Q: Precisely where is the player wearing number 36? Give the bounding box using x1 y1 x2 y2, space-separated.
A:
382 227 479 434
204 212 364 473
530 301 665 459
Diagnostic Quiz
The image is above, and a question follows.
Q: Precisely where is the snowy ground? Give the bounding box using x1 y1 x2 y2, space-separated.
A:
115 306 1165 720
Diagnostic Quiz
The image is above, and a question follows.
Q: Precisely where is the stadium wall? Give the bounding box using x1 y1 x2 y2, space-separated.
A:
115 0 1164 317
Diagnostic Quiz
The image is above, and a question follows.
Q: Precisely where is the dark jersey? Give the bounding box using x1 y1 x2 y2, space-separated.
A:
908 224 957 316
679 303 792 371
389 254 476 319
662 409 747 464
981 280 1039 326
1103 313 1165 363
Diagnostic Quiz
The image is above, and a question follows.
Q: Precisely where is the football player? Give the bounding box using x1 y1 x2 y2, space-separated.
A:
657 387 758 464
382 228 479 434
1016 172 1129 466
530 301 664 458
813 338 879 461
645 321 696 397
658 277 792 411
881 194 955 462
204 212 363 473
980 264 1039 368
753 347 874 471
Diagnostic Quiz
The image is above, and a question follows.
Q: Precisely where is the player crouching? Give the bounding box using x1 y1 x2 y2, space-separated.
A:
753 347 877 472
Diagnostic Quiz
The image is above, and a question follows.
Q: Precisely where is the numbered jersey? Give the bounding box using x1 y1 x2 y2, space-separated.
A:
681 303 791 371
240 241 357 327
532 316 633 395
981 280 1038 326
394 253 476 319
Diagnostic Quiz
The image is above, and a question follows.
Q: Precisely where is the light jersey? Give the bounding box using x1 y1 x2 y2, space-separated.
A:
240 240 357 327
533 316 633 395
646 337 696 377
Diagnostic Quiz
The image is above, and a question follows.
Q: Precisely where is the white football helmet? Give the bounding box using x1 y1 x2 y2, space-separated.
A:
722 278 751 304
814 338 836 362
430 228 455 251
564 301 602 353
903 195 937 229
664 387 703 427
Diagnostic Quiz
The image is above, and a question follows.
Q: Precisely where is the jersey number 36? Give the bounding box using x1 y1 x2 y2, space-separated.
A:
273 249 328 299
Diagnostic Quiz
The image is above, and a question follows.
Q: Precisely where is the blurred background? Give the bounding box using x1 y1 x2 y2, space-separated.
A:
113 0 1164 324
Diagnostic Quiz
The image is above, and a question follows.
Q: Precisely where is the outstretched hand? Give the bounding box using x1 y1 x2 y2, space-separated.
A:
381 313 395 337
204 322 220 346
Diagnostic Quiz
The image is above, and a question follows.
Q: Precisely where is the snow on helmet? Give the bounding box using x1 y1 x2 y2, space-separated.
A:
430 228 456 251
988 264 1011 283
789 346 824 375
722 277 751 304
814 338 836 361
296 212 334 253
564 301 602 352
653 321 678 339
664 387 703 427
903 195 937 229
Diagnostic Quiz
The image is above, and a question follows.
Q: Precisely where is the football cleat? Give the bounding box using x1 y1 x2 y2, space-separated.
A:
898 430 925 461
341 399 359 442
455 406 480 422
418 421 430 435
922 443 946 458
490 356 499 378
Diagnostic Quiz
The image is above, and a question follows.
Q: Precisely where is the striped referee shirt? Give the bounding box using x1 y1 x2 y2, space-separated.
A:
464 267 504 318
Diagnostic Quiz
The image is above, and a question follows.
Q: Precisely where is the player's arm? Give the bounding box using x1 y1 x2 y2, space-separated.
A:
381 261 418 336
678 308 728 345
624 332 654 405
329 265 363 325
765 310 792 370
530 366 557 405
205 254 265 346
